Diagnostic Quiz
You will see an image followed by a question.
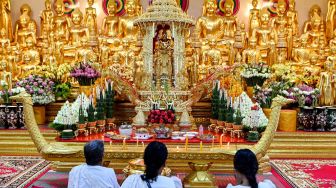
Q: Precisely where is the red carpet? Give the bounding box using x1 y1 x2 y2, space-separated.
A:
271 159 336 188
0 156 50 188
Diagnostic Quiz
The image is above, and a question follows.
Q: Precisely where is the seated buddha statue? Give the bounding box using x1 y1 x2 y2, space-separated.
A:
40 0 54 37
202 38 223 67
68 8 89 47
14 13 36 47
248 0 260 37
222 0 238 39
306 14 323 49
252 8 276 65
101 0 119 43
242 37 261 65
14 4 37 39
234 23 248 53
195 0 223 42
52 0 70 44
17 37 40 74
84 0 98 44
74 38 97 64
303 5 323 34
0 28 10 55
118 0 140 44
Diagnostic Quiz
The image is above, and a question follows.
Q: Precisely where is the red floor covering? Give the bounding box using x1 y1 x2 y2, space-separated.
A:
271 159 336 188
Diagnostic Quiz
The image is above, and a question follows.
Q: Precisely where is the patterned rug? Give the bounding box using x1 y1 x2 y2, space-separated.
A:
0 156 50 188
271 159 336 188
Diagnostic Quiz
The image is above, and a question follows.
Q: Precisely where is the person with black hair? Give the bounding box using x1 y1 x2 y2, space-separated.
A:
121 141 182 188
68 140 120 188
227 149 275 188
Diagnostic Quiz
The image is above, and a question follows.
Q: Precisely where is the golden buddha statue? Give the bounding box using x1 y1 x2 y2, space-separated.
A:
234 23 248 53
286 0 299 36
185 40 198 87
17 37 40 74
52 0 70 43
252 8 276 65
0 0 12 41
14 13 36 47
102 0 119 39
40 0 54 36
319 45 336 106
75 38 97 64
68 9 89 47
292 36 313 66
16 4 37 36
84 0 98 43
222 0 238 38
0 28 10 53
118 0 140 43
134 55 145 89
306 14 323 49
117 39 136 67
326 0 336 40
303 5 322 34
195 0 223 41
248 0 260 37
242 37 260 64
202 38 223 66
99 38 110 68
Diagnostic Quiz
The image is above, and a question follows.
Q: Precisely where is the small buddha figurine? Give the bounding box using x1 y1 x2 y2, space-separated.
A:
292 36 313 66
14 13 36 47
319 46 336 106
0 28 10 53
133 55 145 89
222 0 238 39
242 37 261 64
195 0 224 41
99 38 110 68
202 38 223 66
286 0 299 36
118 0 140 43
101 0 119 39
68 8 89 47
0 0 12 41
84 0 98 43
40 0 54 36
75 38 97 64
252 8 276 65
118 39 136 67
185 40 198 87
303 5 322 34
248 0 260 37
326 0 336 41
234 23 248 53
52 0 70 43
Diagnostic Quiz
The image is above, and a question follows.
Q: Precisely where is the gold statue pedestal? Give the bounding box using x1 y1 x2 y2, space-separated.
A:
183 162 217 188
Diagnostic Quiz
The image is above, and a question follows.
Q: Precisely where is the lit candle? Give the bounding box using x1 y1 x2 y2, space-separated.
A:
200 141 203 152
220 134 224 148
185 136 189 151
110 140 112 149
102 136 104 141
212 136 215 148
142 141 145 149
227 142 230 149
136 138 139 148
176 146 180 152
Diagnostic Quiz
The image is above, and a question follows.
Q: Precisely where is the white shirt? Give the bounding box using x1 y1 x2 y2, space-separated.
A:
227 180 276 188
121 174 182 188
68 164 120 188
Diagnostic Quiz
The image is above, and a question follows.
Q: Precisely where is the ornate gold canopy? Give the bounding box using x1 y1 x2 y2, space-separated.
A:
134 0 195 26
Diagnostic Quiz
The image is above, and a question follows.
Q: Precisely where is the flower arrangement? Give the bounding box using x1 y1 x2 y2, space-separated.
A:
147 109 175 124
50 101 77 132
0 82 25 103
241 63 271 87
271 64 296 82
289 84 320 107
16 75 55 105
70 63 101 86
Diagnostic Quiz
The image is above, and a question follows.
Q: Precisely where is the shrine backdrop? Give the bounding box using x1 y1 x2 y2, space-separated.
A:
11 0 328 35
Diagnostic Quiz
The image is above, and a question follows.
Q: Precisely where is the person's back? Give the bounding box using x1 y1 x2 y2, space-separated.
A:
227 179 275 188
68 140 120 188
121 174 179 188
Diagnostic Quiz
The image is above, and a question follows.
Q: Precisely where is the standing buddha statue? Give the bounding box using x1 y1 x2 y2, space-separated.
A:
286 0 299 36
303 5 322 34
0 28 10 55
0 0 12 41
101 0 119 39
248 0 260 37
84 0 98 44
234 23 248 53
326 0 336 41
40 0 54 38
195 0 223 42
252 8 276 65
52 0 70 44
222 0 238 39
118 0 140 44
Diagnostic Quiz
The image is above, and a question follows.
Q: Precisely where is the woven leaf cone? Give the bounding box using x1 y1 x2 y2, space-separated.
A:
134 0 195 25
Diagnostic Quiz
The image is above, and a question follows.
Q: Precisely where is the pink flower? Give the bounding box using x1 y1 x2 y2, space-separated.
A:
33 82 38 86
38 89 44 94
29 89 34 94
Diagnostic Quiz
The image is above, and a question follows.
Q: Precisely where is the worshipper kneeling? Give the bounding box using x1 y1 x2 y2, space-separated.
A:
121 141 182 188
227 149 276 188
68 140 120 188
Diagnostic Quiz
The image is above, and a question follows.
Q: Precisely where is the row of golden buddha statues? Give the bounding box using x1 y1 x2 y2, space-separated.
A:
0 0 335 96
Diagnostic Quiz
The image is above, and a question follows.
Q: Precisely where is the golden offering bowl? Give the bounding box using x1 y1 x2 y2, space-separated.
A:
123 158 172 177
